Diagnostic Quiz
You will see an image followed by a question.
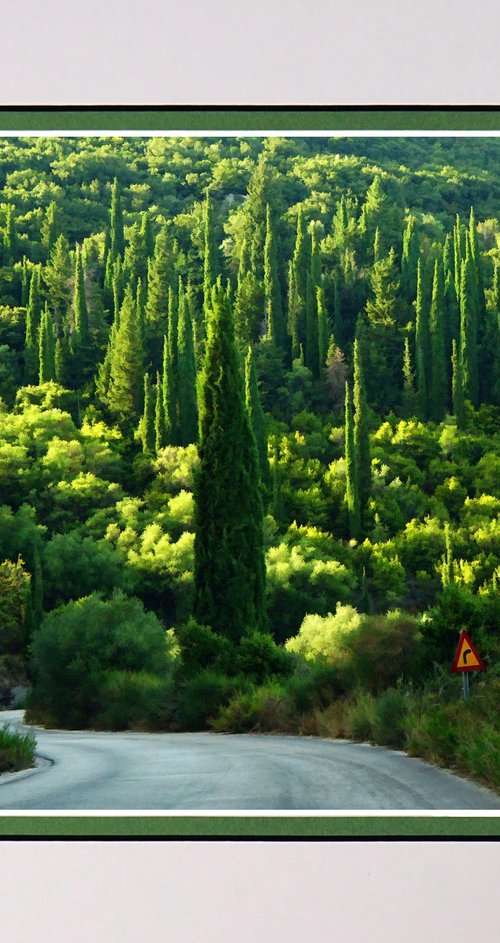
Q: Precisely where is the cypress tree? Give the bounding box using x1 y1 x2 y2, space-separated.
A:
203 190 218 314
139 372 155 454
154 371 166 454
373 226 382 264
73 245 90 344
41 201 59 258
112 256 124 325
146 225 174 368
177 287 198 445
402 335 417 418
459 251 479 405
401 215 419 301
468 207 486 325
317 284 329 372
453 214 463 299
110 178 125 261
194 287 266 642
24 265 42 383
414 260 429 418
353 331 371 525
140 211 155 260
289 207 309 356
38 305 56 384
164 286 179 441
264 204 286 349
44 234 72 328
107 284 144 424
234 238 261 346
21 256 29 306
451 338 466 429
429 258 447 421
305 224 321 376
136 277 146 344
345 380 361 540
245 345 270 491
3 204 17 266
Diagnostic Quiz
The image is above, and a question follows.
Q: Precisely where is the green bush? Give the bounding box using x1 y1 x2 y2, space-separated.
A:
175 670 236 731
372 688 409 748
233 631 293 682
346 692 376 741
94 671 175 731
175 618 232 677
0 723 36 773
346 610 423 692
212 681 296 734
27 591 172 729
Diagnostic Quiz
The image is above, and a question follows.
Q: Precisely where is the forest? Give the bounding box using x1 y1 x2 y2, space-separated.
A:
0 135 498 786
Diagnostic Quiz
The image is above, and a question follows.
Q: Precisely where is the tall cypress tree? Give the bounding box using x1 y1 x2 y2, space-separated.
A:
468 207 486 328
401 215 419 301
3 204 17 266
317 284 329 372
138 372 155 454
245 345 270 491
44 235 72 328
429 258 447 421
289 207 309 358
353 331 371 526
110 177 125 261
73 244 90 344
154 371 166 454
203 190 218 315
107 284 144 424
402 335 417 418
24 265 42 383
41 201 59 258
345 380 360 539
459 251 479 406
234 238 261 346
414 260 429 418
451 338 466 429
264 204 286 350
194 287 266 642
177 286 198 445
38 306 56 384
305 224 321 376
164 286 179 442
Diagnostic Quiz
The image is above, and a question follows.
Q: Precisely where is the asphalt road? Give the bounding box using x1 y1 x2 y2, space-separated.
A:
1 709 499 810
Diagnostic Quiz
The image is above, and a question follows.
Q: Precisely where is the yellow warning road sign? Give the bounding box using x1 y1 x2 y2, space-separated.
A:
451 630 486 673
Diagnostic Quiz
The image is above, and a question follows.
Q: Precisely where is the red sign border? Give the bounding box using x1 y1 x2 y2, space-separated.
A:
450 629 487 673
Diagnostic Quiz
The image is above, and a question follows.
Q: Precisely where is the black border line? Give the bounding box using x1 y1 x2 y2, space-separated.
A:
0 105 499 112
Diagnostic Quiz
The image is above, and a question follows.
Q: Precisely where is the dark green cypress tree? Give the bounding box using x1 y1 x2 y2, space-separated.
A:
234 238 261 346
154 372 166 454
203 190 218 315
245 345 270 491
41 201 59 258
194 287 266 642
44 234 72 328
353 331 371 525
112 257 124 326
136 277 146 344
3 204 17 266
24 265 42 383
459 251 479 406
177 287 198 445
289 207 309 357
264 204 286 350
345 380 360 540
402 335 417 418
305 224 321 376
401 215 419 301
429 258 447 421
140 211 155 260
469 207 486 325
110 177 125 260
38 306 56 384
451 339 466 429
414 260 429 418
21 256 29 306
73 245 90 343
164 286 179 442
107 284 144 424
317 284 329 372
139 372 155 454
373 226 382 264
146 226 174 367
453 214 463 299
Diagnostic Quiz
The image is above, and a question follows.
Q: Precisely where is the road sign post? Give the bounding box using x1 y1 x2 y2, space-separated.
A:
451 629 486 700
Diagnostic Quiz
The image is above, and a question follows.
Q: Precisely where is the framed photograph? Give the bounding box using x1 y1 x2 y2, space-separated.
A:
0 106 499 842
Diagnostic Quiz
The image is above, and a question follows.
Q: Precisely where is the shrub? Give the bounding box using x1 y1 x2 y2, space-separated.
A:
346 610 423 692
27 591 172 729
0 723 36 773
372 688 409 748
286 604 362 662
233 631 293 682
175 670 236 731
175 618 232 677
212 681 296 734
94 671 175 731
346 692 376 741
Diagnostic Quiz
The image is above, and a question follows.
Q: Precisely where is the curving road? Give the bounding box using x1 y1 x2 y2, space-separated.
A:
1 709 499 810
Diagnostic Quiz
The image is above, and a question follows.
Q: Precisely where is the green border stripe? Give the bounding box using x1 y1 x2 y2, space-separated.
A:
0 109 500 132
0 817 498 837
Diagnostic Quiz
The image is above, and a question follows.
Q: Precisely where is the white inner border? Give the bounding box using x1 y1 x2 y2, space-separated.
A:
1 125 498 818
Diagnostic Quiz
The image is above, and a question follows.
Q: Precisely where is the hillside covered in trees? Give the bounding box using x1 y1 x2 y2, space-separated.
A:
0 135 498 784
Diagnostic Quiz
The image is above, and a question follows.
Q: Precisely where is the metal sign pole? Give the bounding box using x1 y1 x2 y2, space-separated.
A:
462 672 470 701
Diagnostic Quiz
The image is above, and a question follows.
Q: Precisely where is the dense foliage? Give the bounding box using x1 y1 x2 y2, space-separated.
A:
0 137 498 778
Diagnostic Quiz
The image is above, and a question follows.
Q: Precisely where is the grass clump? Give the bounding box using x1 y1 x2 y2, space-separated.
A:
0 723 36 774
